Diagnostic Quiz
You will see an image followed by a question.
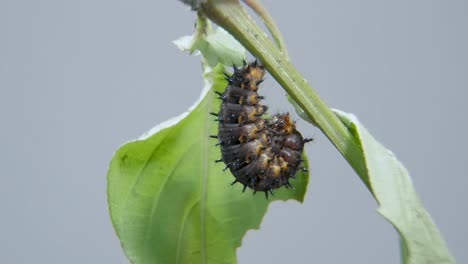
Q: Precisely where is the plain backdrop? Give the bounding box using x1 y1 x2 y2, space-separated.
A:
1 0 467 263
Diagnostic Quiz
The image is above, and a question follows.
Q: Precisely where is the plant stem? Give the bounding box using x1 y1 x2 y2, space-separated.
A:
241 0 288 58
201 0 371 189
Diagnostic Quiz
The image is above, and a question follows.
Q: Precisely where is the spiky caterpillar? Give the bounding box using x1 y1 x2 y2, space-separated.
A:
211 61 310 198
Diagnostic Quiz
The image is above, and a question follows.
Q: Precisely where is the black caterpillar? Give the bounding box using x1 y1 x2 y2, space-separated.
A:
210 61 310 198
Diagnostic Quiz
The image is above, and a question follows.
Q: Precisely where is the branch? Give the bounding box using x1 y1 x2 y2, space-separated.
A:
199 0 370 188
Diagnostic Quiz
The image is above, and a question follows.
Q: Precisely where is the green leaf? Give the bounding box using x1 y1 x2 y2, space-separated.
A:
174 24 246 67
107 63 309 264
334 110 455 264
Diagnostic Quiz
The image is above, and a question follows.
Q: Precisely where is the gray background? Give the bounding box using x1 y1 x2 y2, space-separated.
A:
1 0 467 263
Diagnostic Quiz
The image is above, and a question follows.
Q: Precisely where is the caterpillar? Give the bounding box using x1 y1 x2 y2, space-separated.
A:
210 60 310 198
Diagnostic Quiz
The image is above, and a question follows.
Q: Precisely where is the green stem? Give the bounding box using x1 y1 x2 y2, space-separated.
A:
201 0 370 189
241 0 288 58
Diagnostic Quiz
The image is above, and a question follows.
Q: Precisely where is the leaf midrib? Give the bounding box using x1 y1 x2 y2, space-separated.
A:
199 83 215 264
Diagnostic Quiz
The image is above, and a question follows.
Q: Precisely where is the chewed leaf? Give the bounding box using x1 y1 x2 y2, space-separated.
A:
173 35 198 52
334 110 455 264
201 27 246 66
174 24 246 67
107 64 309 264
